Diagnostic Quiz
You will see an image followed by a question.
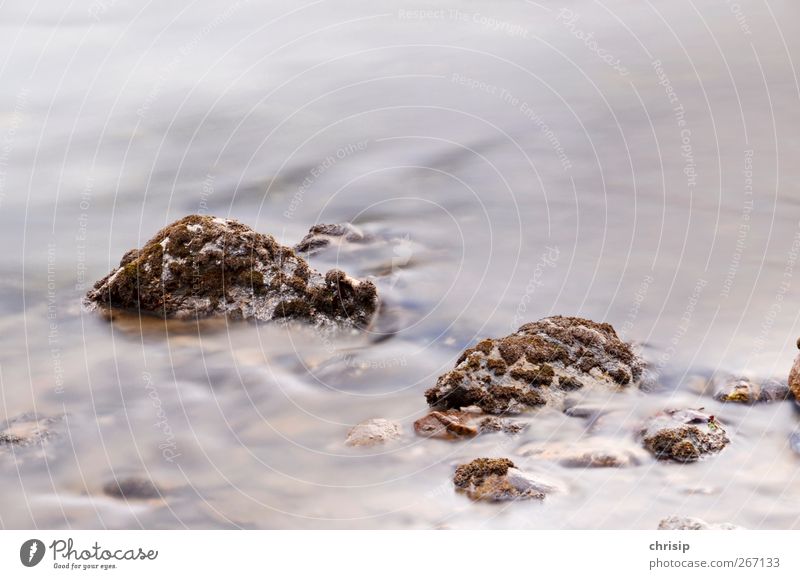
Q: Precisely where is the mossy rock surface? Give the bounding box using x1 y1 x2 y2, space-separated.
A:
641 408 729 462
452 458 554 501
425 316 645 414
84 215 378 329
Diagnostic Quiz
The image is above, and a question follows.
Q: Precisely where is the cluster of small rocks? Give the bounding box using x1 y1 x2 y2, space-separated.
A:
11 214 799 522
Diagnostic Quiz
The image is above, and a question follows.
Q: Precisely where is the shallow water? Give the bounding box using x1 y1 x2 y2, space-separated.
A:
1 0 800 529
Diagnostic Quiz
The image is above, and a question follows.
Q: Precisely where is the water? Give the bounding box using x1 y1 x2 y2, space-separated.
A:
1 0 800 529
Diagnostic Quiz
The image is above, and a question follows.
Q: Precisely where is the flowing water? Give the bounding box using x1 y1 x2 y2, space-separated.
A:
1 0 800 529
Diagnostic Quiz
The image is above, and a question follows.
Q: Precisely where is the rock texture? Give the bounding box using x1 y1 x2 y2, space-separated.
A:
425 316 645 414
345 418 401 447
658 516 742 530
641 408 729 462
713 375 789 404
84 215 378 329
413 409 525 440
453 458 554 501
294 223 369 255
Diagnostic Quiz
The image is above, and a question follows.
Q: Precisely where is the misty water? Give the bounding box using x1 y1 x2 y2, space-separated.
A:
1 0 800 528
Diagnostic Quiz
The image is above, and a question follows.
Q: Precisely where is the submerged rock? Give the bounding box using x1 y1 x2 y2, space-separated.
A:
0 413 63 449
641 408 729 462
519 439 648 468
413 409 525 440
103 477 163 500
84 215 378 329
294 223 369 255
453 458 553 501
658 516 742 530
425 316 645 414
713 375 789 404
345 418 401 447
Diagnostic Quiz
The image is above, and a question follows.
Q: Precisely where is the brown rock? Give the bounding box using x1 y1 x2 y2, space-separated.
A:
425 316 645 414
84 215 378 329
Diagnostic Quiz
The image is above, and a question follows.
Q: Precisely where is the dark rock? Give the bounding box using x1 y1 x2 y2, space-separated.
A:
425 316 645 414
453 458 552 501
103 477 162 500
641 408 729 462
294 223 369 255
84 215 378 329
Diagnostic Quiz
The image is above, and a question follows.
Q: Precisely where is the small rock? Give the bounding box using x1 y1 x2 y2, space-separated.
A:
760 379 791 402
658 516 743 530
294 223 369 255
84 215 378 329
641 408 729 462
413 410 524 440
0 413 63 449
414 411 478 440
713 375 789 404
477 416 527 435
103 477 162 500
425 316 646 414
453 458 547 501
345 418 401 447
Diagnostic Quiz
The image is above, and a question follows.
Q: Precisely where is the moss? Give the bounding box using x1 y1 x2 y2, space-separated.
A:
485 357 507 375
508 364 554 386
425 315 644 414
453 458 514 489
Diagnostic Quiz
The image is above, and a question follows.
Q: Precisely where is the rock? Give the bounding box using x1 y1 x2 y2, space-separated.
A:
425 316 645 414
789 337 800 400
294 223 369 255
0 413 63 449
713 375 789 404
641 408 729 462
84 215 378 329
103 477 162 500
477 416 527 435
658 516 743 530
414 411 478 440
453 458 548 501
413 410 525 440
345 418 401 447
518 439 648 468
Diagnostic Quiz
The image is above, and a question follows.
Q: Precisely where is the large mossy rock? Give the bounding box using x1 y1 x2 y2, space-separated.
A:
425 316 645 414
84 215 378 329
